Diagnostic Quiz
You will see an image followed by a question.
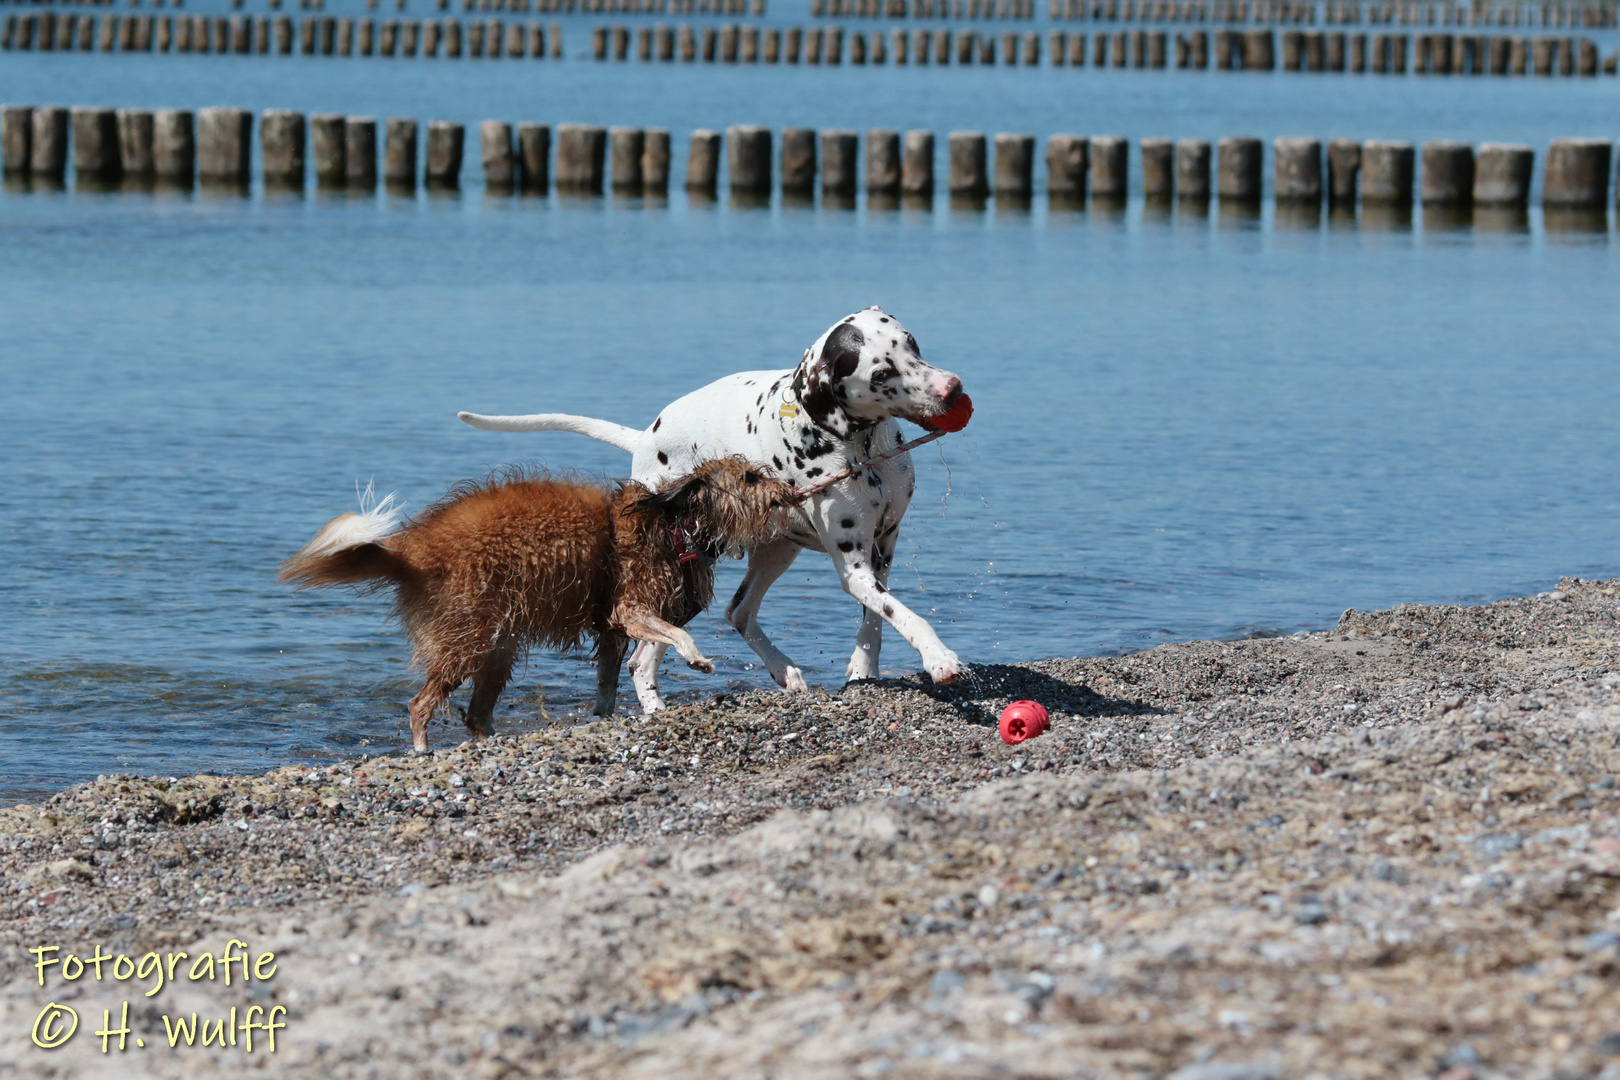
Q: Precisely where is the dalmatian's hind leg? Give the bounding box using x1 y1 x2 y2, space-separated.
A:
726 538 810 693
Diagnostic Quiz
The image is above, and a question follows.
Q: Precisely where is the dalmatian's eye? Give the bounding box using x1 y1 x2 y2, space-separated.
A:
869 368 897 384
904 333 920 356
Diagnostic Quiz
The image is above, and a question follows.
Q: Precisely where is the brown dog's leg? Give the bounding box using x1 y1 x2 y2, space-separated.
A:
464 644 517 742
614 608 715 674
408 671 463 753
593 632 628 716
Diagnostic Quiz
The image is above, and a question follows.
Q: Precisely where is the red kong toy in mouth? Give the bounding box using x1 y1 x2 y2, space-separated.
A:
917 393 974 433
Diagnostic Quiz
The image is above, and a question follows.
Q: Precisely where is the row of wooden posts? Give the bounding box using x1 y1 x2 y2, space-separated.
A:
1038 0 1618 25
3 109 1616 212
585 22 1617 72
0 10 566 53
4 8 1612 72
0 0 1608 23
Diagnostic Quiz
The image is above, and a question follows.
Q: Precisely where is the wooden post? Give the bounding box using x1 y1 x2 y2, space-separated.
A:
781 126 817 194
482 120 516 190
1089 134 1127 199
312 115 346 187
197 107 251 187
261 109 307 187
1327 137 1360 205
1177 138 1210 201
642 128 671 192
947 130 989 196
867 128 901 193
385 117 417 190
903 129 935 196
71 107 122 183
557 124 607 192
1273 136 1321 202
426 120 465 187
153 109 194 186
1361 139 1414 203
609 125 644 190
518 123 550 192
1243 26 1273 66
1473 142 1531 206
1047 133 1088 200
1542 136 1610 206
1217 135 1262 201
686 128 720 194
726 124 771 195
821 128 858 194
1420 139 1474 204
2 105 33 177
346 117 378 190
993 132 1036 198
1141 136 1172 199
29 106 68 182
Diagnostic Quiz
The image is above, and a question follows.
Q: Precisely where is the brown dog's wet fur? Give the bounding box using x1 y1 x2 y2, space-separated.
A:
281 458 794 750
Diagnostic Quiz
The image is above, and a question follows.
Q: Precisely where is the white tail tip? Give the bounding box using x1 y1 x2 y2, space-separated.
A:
300 484 404 558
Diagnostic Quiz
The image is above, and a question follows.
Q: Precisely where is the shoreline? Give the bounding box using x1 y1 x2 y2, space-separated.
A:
3 577 1618 1078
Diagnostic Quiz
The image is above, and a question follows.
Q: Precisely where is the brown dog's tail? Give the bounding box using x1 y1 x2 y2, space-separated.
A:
280 491 410 590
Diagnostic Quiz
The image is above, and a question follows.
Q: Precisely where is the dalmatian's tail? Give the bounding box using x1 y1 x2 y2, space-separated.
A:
456 411 641 453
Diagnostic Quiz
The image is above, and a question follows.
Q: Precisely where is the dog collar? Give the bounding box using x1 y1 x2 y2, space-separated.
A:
668 520 702 565
667 520 706 626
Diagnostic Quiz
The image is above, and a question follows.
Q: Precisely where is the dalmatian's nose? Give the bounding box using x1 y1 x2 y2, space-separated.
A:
937 375 964 407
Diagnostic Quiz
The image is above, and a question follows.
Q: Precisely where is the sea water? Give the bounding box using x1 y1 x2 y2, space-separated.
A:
2 39 1618 800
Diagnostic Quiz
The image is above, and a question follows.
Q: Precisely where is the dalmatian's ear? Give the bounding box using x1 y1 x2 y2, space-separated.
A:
819 322 867 382
798 322 867 439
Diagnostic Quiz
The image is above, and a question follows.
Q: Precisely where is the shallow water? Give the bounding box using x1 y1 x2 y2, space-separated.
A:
2 44 1618 803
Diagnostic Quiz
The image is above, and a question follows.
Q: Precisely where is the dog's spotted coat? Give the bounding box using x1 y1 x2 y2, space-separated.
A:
620 307 965 708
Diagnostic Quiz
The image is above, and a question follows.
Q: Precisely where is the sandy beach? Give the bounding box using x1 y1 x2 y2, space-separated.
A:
3 578 1619 1079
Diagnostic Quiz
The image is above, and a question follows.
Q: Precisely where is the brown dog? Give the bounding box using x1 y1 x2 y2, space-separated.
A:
280 458 794 750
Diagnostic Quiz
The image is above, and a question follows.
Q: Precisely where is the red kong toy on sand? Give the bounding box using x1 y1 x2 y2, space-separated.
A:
920 393 974 433
999 700 1050 745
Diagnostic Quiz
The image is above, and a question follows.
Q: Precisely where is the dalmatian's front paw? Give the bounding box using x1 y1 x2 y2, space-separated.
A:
926 651 964 685
688 656 716 674
777 666 810 693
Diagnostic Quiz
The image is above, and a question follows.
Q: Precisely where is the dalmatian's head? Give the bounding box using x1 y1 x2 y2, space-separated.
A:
792 308 963 439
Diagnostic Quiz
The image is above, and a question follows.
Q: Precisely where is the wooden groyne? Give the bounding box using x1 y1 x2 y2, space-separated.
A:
3 108 1613 220
3 7 1616 73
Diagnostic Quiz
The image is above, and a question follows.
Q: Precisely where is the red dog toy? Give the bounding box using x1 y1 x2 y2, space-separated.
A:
999 700 1050 745
920 393 973 433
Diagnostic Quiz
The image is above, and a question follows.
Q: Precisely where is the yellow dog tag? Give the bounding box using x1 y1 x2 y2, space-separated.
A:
778 402 800 420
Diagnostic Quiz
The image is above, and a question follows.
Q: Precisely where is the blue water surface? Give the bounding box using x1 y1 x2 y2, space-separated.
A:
1 41 1618 801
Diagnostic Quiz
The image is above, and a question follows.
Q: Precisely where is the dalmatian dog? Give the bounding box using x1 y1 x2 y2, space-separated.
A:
458 306 967 711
